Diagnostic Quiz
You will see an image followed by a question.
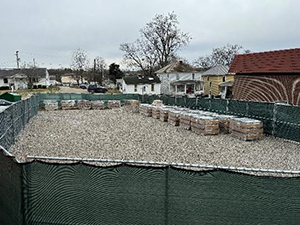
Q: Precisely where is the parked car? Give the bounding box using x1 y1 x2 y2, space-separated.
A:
79 83 89 89
0 99 12 106
87 85 108 93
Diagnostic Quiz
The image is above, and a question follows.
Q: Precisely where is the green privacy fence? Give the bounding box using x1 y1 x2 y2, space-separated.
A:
138 95 300 142
38 93 139 108
0 95 39 150
1 150 300 225
0 152 23 225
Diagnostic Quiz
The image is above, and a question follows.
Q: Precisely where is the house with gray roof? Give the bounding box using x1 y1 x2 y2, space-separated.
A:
122 75 161 94
201 64 232 98
155 61 204 96
0 68 50 90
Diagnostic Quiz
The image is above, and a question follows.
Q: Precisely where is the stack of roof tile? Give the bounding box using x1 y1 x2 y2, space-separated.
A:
77 100 92 110
190 115 219 135
107 100 121 109
124 100 141 113
139 104 153 117
168 110 181 126
44 100 58 111
230 118 264 141
152 106 161 119
91 101 105 110
179 112 195 130
152 100 163 106
61 100 76 110
215 114 236 134
159 107 171 122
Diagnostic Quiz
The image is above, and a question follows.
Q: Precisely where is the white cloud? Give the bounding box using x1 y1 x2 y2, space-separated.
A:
0 0 299 69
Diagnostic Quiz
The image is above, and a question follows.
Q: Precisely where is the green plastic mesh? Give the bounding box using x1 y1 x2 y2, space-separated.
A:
20 162 300 225
0 152 23 225
247 102 275 135
168 168 300 225
227 100 248 116
186 98 197 109
23 162 167 225
210 99 227 113
197 98 211 110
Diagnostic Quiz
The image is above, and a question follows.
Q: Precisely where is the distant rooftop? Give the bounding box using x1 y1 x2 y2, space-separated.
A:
201 64 229 76
156 61 196 74
123 75 161 85
0 68 47 78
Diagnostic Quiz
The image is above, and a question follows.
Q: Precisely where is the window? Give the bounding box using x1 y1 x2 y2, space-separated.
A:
4 78 8 83
192 73 195 80
151 84 154 91
177 85 185 93
207 77 209 81
167 74 169 79
134 84 137 92
222 75 226 82
209 82 212 88
176 74 179 80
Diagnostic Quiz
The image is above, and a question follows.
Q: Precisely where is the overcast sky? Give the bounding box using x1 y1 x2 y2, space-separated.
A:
0 0 299 70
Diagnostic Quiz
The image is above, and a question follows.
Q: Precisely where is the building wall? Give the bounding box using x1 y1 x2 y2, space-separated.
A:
122 81 161 95
233 75 300 106
157 72 202 95
203 75 234 96
0 78 10 87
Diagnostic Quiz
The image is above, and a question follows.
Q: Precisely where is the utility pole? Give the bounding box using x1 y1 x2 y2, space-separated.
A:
15 51 20 69
93 58 96 84
33 58 36 67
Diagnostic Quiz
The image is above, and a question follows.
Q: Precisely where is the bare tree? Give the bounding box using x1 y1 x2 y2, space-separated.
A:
94 56 106 85
194 44 250 69
70 48 90 84
120 12 191 75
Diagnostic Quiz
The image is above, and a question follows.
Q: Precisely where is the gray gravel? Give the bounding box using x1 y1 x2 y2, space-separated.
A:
10 109 300 176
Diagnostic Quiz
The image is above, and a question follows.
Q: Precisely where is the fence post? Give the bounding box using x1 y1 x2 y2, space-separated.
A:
226 100 229 114
272 103 278 137
165 166 169 225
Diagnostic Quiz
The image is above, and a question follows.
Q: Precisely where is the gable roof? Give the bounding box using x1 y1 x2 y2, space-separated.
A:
124 75 161 85
155 61 196 74
229 48 300 74
0 68 47 79
201 64 229 76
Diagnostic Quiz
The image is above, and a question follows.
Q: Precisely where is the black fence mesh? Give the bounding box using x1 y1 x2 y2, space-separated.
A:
19 161 300 225
0 152 23 225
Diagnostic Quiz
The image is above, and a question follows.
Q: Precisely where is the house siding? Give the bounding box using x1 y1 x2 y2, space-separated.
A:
233 75 300 105
122 80 161 95
203 75 234 96
157 72 202 95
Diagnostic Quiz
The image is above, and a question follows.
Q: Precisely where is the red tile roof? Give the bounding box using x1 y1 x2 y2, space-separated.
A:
228 48 300 74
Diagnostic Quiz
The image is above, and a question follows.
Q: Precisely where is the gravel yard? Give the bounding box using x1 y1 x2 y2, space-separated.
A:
10 109 300 176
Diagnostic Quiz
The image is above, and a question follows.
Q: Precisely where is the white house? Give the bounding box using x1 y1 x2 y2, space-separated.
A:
122 75 161 95
155 61 204 96
0 68 50 90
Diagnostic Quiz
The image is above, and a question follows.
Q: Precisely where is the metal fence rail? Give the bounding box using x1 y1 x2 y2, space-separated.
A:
26 155 300 175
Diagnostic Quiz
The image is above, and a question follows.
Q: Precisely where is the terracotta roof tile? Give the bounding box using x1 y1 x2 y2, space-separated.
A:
228 48 300 74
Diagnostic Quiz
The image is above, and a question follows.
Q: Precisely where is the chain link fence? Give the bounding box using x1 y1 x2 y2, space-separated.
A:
0 95 39 150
